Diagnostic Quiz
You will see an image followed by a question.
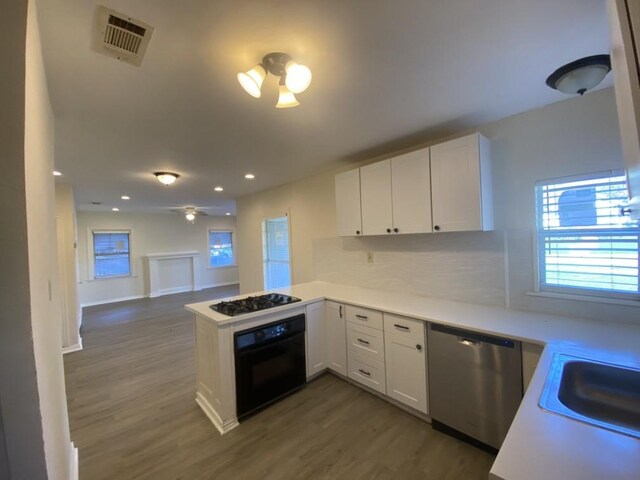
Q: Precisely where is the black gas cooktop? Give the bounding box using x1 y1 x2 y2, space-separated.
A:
209 293 301 317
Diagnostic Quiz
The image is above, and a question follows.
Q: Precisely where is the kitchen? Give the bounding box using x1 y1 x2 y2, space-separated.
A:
2 0 637 480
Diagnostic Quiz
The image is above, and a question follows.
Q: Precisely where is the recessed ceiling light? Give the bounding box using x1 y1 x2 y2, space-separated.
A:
121 195 130 200
112 207 119 212
244 173 255 179
154 171 180 186
225 212 231 216
53 170 62 176
214 186 224 192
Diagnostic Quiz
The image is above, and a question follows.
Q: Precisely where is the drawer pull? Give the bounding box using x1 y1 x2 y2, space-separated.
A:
394 324 410 331
358 369 371 377
355 314 368 320
356 338 370 345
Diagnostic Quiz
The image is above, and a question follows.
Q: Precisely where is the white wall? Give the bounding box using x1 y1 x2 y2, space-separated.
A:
25 0 75 478
76 212 239 305
0 0 49 477
238 88 640 325
55 183 82 350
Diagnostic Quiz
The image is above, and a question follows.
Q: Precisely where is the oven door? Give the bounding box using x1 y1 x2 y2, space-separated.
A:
234 314 306 419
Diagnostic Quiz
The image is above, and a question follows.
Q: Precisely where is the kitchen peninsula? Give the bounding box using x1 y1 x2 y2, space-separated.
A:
185 281 640 480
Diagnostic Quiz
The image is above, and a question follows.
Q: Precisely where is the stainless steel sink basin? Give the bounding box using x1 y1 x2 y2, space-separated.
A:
539 354 640 439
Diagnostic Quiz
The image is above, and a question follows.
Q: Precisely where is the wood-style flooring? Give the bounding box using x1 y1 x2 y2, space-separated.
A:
64 286 495 480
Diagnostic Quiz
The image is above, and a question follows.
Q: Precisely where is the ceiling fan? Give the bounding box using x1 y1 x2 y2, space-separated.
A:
170 207 208 223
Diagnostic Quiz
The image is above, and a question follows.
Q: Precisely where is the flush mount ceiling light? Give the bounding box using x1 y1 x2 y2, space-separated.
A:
154 171 179 186
213 186 224 192
546 55 611 95
244 173 255 179
53 170 62 176
237 52 311 108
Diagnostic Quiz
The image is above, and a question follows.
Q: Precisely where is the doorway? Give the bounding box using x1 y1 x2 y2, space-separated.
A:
262 216 291 290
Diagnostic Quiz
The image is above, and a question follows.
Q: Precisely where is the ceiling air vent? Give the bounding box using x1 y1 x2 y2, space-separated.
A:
93 6 154 66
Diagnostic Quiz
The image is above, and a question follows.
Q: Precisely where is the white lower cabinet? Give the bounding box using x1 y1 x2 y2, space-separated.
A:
305 301 327 379
348 351 387 395
383 314 428 414
326 301 347 376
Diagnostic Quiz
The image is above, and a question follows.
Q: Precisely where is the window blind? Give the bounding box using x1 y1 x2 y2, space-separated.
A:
535 171 639 298
209 230 234 267
262 217 291 290
93 232 131 278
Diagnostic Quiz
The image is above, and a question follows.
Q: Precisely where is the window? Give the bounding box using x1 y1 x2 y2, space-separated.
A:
208 230 234 267
262 216 291 290
93 231 131 278
535 171 639 299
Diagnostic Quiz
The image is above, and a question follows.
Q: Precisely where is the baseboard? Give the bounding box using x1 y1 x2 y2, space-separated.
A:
199 281 239 290
62 336 83 355
195 392 239 435
69 441 78 480
149 285 194 298
81 294 145 308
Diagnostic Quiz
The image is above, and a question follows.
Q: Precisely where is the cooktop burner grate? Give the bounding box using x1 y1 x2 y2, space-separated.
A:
209 293 301 316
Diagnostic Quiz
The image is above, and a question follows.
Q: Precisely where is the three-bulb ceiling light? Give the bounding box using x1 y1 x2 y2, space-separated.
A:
237 52 312 108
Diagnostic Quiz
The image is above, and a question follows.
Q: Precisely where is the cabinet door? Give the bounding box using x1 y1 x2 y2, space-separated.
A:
610 0 640 218
335 169 363 236
326 301 347 375
385 331 428 414
360 160 393 235
391 148 432 234
430 133 493 232
306 301 327 378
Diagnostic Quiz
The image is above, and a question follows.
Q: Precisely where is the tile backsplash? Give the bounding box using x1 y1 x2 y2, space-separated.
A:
313 231 507 307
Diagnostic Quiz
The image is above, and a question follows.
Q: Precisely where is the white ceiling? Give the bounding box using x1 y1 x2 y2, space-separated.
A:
38 0 612 215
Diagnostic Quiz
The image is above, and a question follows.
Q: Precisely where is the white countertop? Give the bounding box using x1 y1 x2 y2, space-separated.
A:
185 281 640 480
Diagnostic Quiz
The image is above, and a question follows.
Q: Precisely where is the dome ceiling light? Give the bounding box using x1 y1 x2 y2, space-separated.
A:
237 52 312 108
546 54 611 96
154 171 180 186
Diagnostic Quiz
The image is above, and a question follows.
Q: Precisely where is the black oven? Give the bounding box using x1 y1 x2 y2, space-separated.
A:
234 314 306 419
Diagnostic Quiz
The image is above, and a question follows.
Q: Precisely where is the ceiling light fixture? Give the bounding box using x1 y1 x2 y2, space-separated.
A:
154 171 180 186
546 55 611 96
185 211 196 223
112 207 119 212
225 212 231 216
53 170 62 176
244 173 255 179
214 186 224 192
121 195 130 200
238 52 311 107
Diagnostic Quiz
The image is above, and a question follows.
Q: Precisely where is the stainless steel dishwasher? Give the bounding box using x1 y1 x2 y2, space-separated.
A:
428 323 523 450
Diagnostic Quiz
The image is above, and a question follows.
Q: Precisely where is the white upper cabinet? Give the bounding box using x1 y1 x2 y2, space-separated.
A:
335 169 363 237
391 149 432 234
430 133 493 232
609 0 640 218
360 147 432 235
360 160 393 235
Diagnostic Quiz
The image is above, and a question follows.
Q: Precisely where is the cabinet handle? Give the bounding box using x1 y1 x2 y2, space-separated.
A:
393 227 399 233
339 305 343 318
358 369 371 377
355 314 368 320
434 225 441 231
416 344 422 351
394 324 410 331
386 228 392 233
356 230 361 235
356 338 370 345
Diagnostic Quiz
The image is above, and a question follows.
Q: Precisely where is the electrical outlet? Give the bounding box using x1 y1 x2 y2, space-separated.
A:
367 252 374 264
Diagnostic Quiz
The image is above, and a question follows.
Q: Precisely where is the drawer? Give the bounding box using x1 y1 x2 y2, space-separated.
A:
346 322 385 362
348 351 386 395
383 313 425 343
345 305 383 331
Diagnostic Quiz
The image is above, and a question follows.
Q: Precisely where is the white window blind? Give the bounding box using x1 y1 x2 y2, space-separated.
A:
535 171 639 299
93 231 131 278
262 217 291 290
208 230 234 267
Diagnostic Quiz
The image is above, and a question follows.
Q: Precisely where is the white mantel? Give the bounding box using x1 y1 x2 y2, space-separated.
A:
145 251 201 298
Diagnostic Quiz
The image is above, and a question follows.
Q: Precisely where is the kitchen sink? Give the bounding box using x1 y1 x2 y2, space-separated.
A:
539 354 640 439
